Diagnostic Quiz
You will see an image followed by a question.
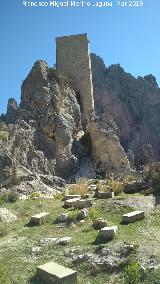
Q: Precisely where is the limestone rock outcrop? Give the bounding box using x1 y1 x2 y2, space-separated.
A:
0 61 83 191
18 61 82 177
91 53 160 168
88 115 130 175
1 61 81 183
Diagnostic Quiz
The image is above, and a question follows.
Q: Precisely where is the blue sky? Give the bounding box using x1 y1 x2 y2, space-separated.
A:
0 0 160 114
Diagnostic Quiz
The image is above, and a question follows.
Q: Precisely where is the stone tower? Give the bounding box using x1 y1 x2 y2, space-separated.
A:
56 33 95 125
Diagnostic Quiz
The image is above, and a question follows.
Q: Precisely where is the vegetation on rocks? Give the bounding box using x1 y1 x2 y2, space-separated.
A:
0 191 19 204
0 130 8 141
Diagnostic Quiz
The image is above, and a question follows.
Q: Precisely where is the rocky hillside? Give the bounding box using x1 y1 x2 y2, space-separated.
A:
0 58 131 193
91 53 160 168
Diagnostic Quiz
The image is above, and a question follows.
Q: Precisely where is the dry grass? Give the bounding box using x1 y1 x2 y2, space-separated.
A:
108 180 124 196
67 178 89 197
123 175 139 183
96 183 110 192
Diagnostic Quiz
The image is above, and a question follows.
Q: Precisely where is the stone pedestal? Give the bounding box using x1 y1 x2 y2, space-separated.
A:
64 198 80 208
96 226 118 242
37 261 77 284
73 199 92 209
95 191 114 199
64 195 81 201
30 212 50 225
122 211 144 223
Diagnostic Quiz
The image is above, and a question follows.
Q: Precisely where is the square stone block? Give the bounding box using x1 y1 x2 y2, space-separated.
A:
30 212 50 225
122 210 144 224
64 198 80 208
37 261 77 284
96 191 114 199
98 226 118 242
73 199 92 209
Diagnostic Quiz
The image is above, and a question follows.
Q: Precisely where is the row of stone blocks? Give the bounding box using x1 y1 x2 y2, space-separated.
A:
96 210 144 242
33 210 144 283
29 210 144 227
29 210 144 228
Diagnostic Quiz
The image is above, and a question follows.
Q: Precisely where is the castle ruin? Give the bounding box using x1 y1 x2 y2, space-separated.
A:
56 33 130 173
56 33 95 125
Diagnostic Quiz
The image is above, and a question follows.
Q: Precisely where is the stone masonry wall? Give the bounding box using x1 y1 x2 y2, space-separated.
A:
56 33 95 125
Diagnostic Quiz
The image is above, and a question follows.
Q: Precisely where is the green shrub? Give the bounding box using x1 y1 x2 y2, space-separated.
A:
30 192 41 199
0 192 18 204
68 209 79 222
89 208 100 222
54 193 64 201
0 131 8 142
123 261 141 284
0 263 10 284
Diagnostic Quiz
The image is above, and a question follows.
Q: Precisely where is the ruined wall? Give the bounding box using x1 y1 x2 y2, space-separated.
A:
56 33 95 125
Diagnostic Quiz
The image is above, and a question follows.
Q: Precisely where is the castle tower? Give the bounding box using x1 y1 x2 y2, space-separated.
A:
56 33 95 125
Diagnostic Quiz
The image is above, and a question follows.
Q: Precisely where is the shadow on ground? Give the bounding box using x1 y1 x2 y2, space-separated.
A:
29 275 44 284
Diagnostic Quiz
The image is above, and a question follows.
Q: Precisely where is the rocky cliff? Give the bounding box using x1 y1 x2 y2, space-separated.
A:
91 53 160 168
0 61 84 192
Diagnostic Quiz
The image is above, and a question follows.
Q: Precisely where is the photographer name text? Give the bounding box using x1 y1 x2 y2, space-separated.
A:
22 1 144 8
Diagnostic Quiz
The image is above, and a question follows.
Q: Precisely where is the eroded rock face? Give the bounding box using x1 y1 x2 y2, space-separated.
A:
0 61 82 186
0 154 13 188
91 53 160 168
88 115 130 175
18 61 82 177
145 162 160 191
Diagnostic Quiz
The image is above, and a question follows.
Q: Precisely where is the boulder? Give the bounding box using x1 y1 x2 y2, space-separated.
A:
89 184 97 191
37 261 77 284
88 117 130 174
56 213 68 223
77 208 89 220
122 211 144 224
41 238 58 245
57 237 72 245
93 218 107 230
